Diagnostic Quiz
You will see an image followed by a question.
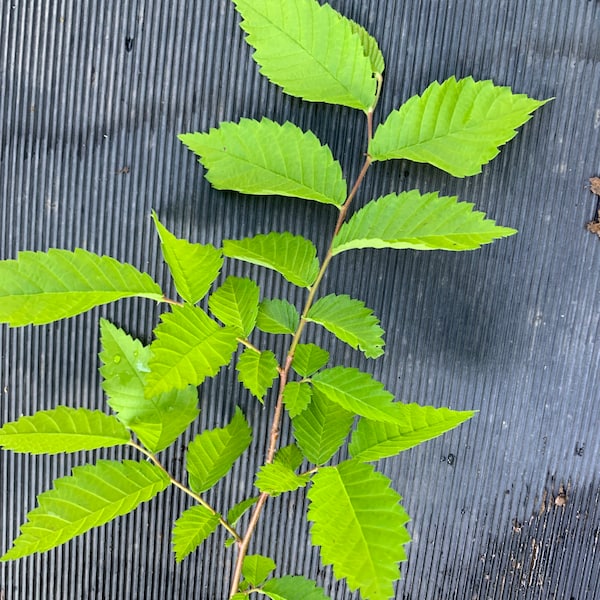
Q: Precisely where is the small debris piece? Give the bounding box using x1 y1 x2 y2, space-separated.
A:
590 177 600 196
586 211 600 237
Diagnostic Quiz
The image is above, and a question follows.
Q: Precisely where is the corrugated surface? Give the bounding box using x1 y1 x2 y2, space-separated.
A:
1 1 599 598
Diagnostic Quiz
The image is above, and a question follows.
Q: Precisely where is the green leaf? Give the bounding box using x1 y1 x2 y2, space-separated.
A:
0 248 163 327
283 382 312 418
232 0 377 110
292 387 354 465
236 348 279 403
255 463 311 497
257 299 300 334
172 504 221 562
350 406 476 462
209 276 260 337
307 460 411 600
223 232 320 289
332 191 516 254
261 575 331 600
292 344 329 377
369 76 548 177
99 319 199 453
0 407 129 454
227 496 260 527
345 18 384 75
274 444 304 471
186 407 252 493
151 211 223 304
145 304 239 397
0 460 169 561
306 294 385 359
179 119 346 207
242 554 276 587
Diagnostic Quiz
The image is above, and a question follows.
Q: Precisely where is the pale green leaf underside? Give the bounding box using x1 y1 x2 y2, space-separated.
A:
283 381 313 418
332 191 517 253
242 554 277 587
369 76 548 177
255 462 311 496
172 505 221 562
257 299 300 334
179 119 346 206
0 407 129 454
223 232 320 288
99 319 199 453
146 304 238 397
306 294 385 358
152 211 223 304
307 460 411 600
209 276 260 337
0 248 163 327
292 343 329 377
350 405 476 462
232 0 376 110
261 575 331 600
1 460 169 561
236 348 279 403
186 407 252 493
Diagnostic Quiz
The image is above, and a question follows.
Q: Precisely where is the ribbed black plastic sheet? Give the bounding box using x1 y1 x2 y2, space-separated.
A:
1 1 600 599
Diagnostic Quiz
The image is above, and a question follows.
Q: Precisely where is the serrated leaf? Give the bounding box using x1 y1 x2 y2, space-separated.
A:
99 319 199 453
186 407 252 493
345 18 384 76
0 460 169 561
292 344 329 377
227 496 260 527
332 191 516 254
255 462 311 497
145 304 238 397
350 406 476 462
172 504 221 562
179 119 346 207
232 0 377 110
307 460 411 600
257 299 300 334
292 387 354 465
223 232 320 289
242 554 277 587
0 248 163 327
152 211 223 304
306 295 385 358
262 575 331 600
236 348 279 403
274 444 304 471
0 407 129 454
209 276 260 337
283 382 312 418
370 76 548 177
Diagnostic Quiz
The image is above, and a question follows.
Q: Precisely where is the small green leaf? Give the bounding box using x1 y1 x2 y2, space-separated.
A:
274 444 304 471
292 344 329 377
242 554 277 587
232 0 377 110
231 595 247 600
262 575 331 600
345 17 384 75
307 460 411 600
283 382 312 418
255 463 311 497
370 76 548 177
236 348 280 403
0 407 129 454
332 191 516 254
257 299 300 335
0 249 163 326
179 119 346 207
227 496 260 527
145 304 239 397
172 505 221 562
223 232 320 289
0 460 169 561
306 294 385 359
209 276 260 337
186 407 252 493
350 406 476 462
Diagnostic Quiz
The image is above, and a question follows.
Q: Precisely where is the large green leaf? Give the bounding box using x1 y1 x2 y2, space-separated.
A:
307 460 410 600
0 249 163 326
209 276 260 337
332 191 516 253
0 407 129 454
261 575 331 600
223 232 320 288
306 294 385 358
186 407 252 493
242 554 276 587
236 348 280 403
172 504 221 562
179 119 346 207
152 211 223 304
283 382 312 418
256 299 300 334
99 319 199 453
350 405 476 462
291 343 329 377
0 460 169 561
369 76 548 177
145 304 239 397
232 0 377 110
